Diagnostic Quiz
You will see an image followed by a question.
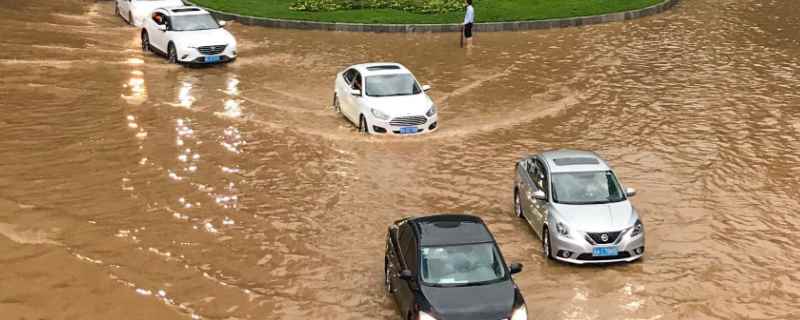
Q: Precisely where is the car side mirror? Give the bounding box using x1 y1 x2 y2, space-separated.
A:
625 187 637 197
350 89 362 96
532 190 546 201
218 20 227 27
399 269 413 281
509 263 523 275
157 24 167 31
422 84 431 92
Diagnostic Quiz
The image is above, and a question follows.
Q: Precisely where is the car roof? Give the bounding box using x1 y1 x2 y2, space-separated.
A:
537 149 611 173
348 63 412 76
408 214 495 246
162 6 210 16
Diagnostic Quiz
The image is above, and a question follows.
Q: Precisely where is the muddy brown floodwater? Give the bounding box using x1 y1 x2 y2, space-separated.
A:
1 0 800 319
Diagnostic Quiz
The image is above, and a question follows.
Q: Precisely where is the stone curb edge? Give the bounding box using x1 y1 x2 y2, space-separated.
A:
185 0 679 33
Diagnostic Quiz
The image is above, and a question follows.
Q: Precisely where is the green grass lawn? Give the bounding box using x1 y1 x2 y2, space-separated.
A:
190 0 665 24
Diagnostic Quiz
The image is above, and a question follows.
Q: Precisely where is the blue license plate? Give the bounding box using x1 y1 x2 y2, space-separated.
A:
399 127 417 134
592 246 618 257
205 56 221 63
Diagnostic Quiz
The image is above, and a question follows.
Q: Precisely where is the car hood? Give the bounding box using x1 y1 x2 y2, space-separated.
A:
172 28 235 48
421 280 515 320
552 201 636 232
364 94 432 118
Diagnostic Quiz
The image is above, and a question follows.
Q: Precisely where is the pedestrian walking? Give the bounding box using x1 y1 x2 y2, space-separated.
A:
462 0 474 48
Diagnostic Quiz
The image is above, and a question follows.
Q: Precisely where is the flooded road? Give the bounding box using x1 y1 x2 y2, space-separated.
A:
1 0 799 319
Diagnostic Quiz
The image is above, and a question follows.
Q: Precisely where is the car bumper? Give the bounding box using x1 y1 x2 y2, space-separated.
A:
368 115 439 135
550 229 645 264
177 46 237 64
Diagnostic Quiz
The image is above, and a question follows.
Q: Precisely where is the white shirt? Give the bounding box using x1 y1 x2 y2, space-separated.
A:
464 5 474 24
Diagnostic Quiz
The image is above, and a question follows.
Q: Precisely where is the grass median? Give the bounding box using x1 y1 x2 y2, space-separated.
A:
190 0 665 24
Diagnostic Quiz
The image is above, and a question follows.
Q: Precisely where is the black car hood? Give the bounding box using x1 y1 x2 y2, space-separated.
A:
421 280 515 320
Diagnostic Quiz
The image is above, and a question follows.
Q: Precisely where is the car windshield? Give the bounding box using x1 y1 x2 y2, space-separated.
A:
365 74 421 97
552 171 626 204
171 14 219 31
420 243 506 287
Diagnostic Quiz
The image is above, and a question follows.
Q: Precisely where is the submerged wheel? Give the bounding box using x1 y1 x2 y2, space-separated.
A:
543 227 554 260
168 43 178 64
384 258 392 293
128 12 133 25
514 189 523 218
141 32 150 52
358 116 368 134
114 2 119 17
333 94 341 113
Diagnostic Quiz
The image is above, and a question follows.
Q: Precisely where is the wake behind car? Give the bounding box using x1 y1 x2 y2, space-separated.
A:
115 0 184 27
141 7 237 65
385 214 527 320
513 150 645 264
333 63 438 135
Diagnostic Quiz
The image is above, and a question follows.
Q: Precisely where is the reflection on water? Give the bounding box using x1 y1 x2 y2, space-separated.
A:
1 0 800 319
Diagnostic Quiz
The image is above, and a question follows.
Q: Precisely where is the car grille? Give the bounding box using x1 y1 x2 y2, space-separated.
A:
390 116 427 127
586 231 622 244
198 45 227 55
577 252 631 261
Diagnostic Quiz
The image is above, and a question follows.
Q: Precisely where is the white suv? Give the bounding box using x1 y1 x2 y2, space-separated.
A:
141 7 237 65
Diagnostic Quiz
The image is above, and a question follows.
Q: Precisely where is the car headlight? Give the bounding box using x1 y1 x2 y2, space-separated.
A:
511 305 527 320
631 219 644 237
370 108 390 121
418 311 437 320
426 105 437 117
555 221 569 237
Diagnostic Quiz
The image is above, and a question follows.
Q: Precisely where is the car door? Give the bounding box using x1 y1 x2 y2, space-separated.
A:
119 0 131 20
148 11 169 53
393 224 418 317
343 72 364 122
517 159 535 220
530 159 550 235
337 69 356 123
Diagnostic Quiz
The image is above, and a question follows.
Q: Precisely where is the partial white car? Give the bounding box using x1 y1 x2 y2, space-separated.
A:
115 0 184 27
140 7 237 65
333 63 438 135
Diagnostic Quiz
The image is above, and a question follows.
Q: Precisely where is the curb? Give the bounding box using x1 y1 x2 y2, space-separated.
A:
187 0 679 33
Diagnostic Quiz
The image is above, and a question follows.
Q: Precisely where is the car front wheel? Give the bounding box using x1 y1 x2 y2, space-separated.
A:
168 43 178 64
384 258 393 294
333 94 341 113
543 227 554 260
358 116 368 134
514 189 524 218
141 32 150 52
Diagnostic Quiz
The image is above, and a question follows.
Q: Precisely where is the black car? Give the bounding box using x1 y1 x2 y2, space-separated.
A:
384 214 527 320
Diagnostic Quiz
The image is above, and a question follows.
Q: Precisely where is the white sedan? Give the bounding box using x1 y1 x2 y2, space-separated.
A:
141 6 237 64
333 63 438 135
115 0 184 27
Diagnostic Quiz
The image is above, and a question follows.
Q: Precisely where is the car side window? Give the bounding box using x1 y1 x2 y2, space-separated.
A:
534 159 549 197
398 224 417 272
351 73 363 91
525 160 538 185
152 12 166 25
343 69 355 85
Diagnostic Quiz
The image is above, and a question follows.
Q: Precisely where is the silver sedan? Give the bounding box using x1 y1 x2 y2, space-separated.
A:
513 150 645 264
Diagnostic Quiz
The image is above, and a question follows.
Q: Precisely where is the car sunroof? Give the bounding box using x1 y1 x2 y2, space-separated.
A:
553 157 600 166
172 8 201 12
366 65 400 71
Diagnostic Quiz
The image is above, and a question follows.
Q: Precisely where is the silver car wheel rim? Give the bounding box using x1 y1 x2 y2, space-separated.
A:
514 192 522 217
